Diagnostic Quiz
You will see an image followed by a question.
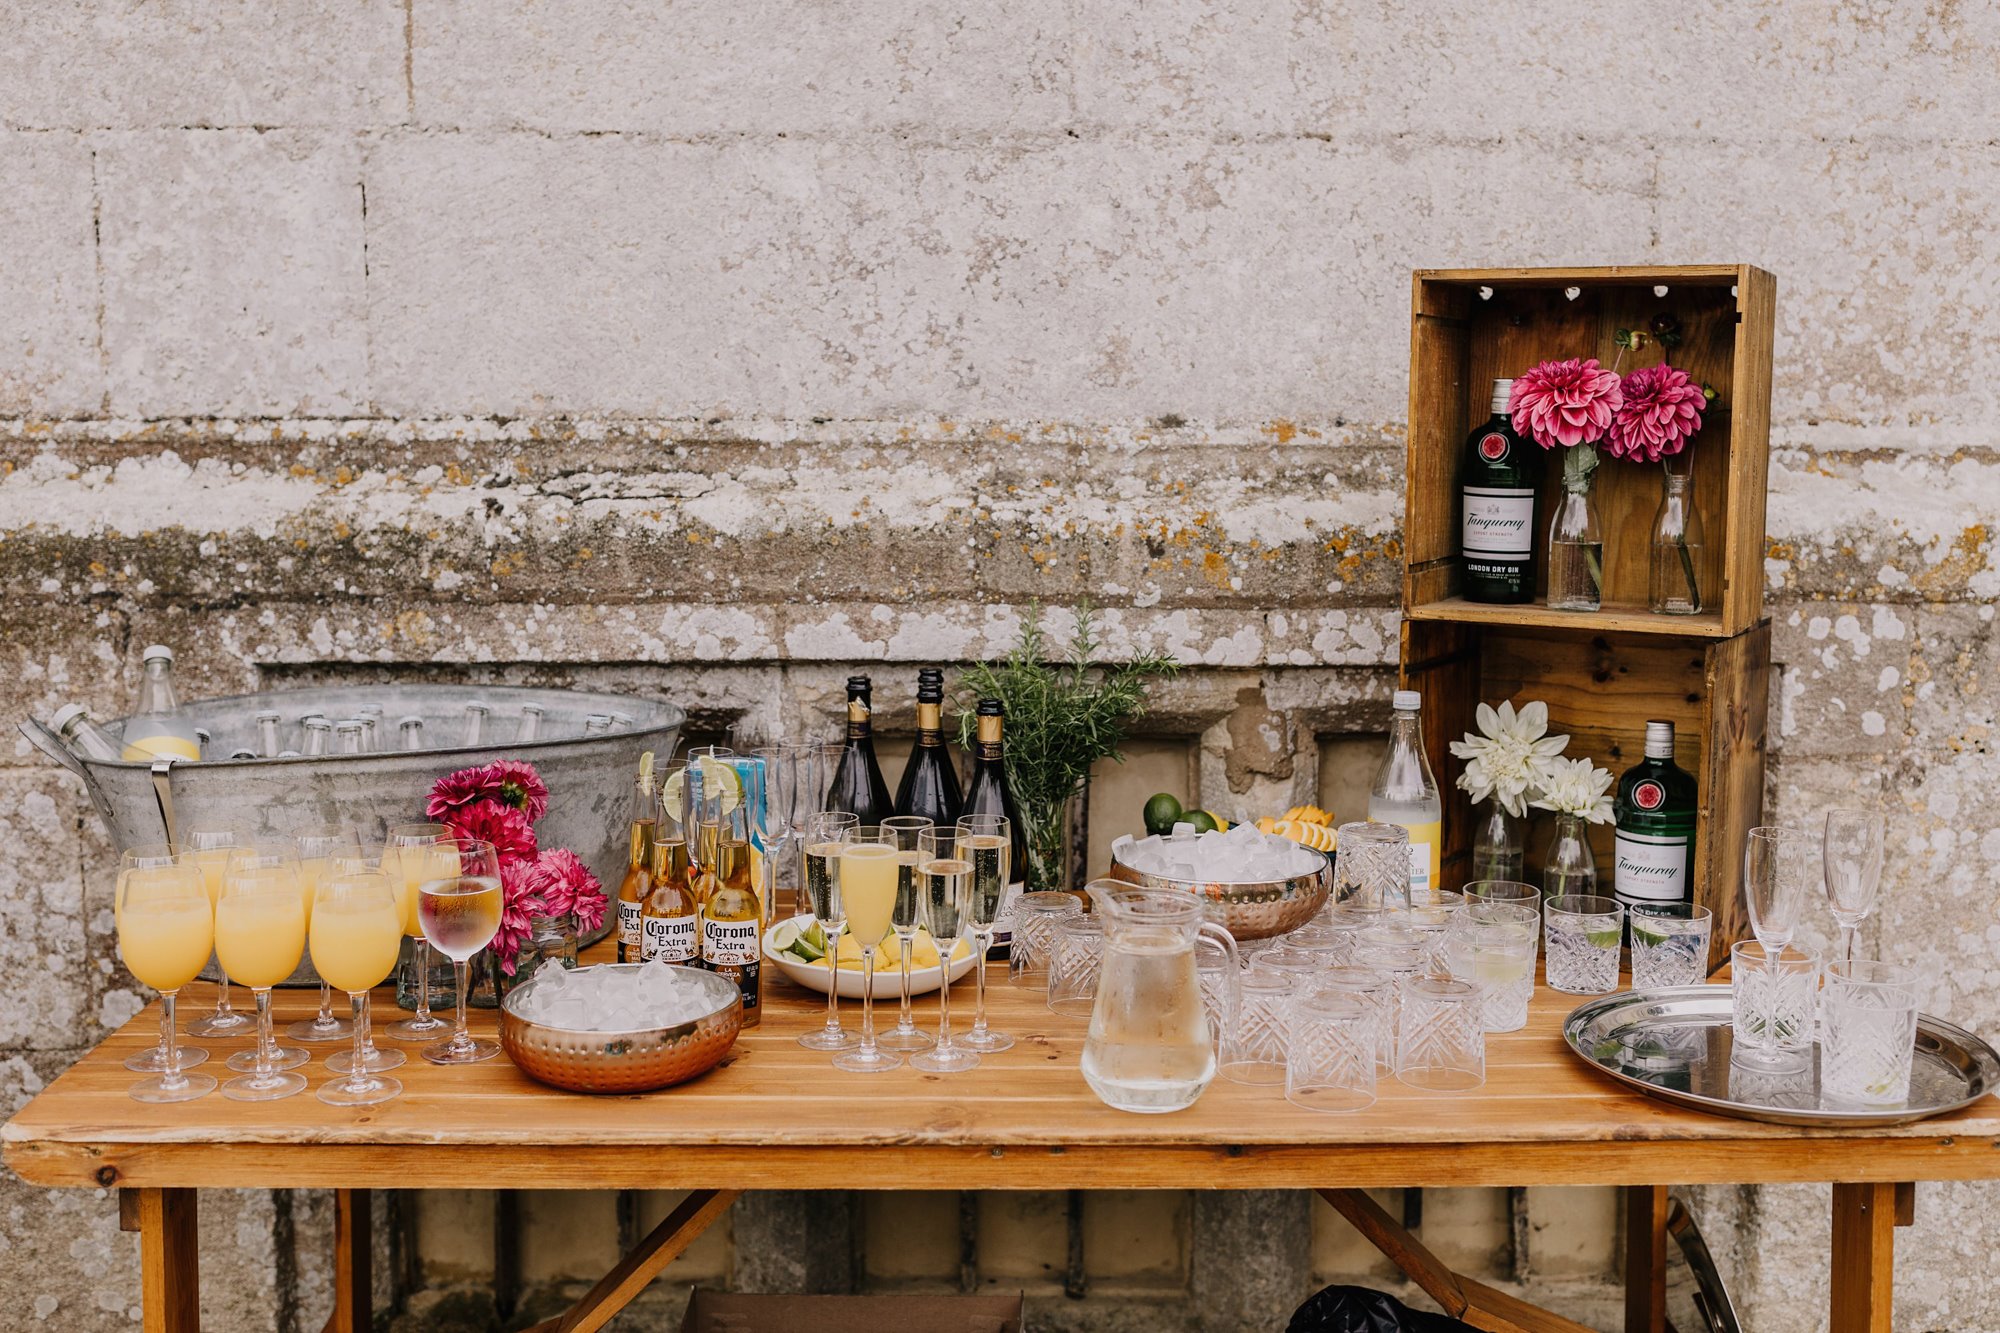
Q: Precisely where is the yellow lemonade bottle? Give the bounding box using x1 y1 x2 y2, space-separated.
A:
1368 689 1444 902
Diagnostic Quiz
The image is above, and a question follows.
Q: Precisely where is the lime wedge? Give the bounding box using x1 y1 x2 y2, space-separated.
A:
1473 952 1530 986
1630 923 1670 948
1586 927 1624 950
661 755 744 820
772 920 801 953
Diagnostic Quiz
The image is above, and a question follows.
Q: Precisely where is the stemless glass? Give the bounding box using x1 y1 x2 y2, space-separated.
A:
419 838 504 1065
1465 880 1541 910
880 815 936 1053
797 810 860 1052
832 827 902 1073
956 813 1014 1053
912 828 978 1074
216 846 310 1101
1286 990 1377 1113
383 824 452 1041
116 845 209 1073
288 827 362 1044
1543 894 1624 995
1820 959 1919 1107
1333 822 1411 914
115 853 216 1102
311 869 406 1106
1730 939 1820 1072
1446 901 1540 1033
1397 977 1486 1092
1628 903 1714 988
1823 809 1885 968
183 829 252 1039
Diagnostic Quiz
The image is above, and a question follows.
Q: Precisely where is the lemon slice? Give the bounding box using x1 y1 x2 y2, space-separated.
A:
661 755 743 820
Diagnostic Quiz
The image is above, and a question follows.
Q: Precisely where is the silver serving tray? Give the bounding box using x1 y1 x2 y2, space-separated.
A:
1563 986 2000 1128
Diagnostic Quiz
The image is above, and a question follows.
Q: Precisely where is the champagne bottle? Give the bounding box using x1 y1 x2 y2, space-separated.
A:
1612 721 1699 910
120 646 202 762
895 669 964 826
1367 690 1443 901
825 675 894 825
961 699 1028 954
1460 378 1543 604
616 754 658 964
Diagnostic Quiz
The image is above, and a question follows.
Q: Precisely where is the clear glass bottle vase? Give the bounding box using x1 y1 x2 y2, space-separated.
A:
1648 463 1705 615
1471 803 1525 882
1547 448 1604 612
1542 812 1598 896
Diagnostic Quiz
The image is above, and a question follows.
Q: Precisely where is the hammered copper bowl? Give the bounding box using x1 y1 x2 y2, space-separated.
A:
500 964 743 1094
1107 842 1333 941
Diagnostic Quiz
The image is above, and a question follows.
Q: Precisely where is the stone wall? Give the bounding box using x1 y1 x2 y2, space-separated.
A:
4 2 1998 1330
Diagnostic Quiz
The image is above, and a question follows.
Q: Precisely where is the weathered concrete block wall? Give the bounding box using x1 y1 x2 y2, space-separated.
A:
3 2 1997 1330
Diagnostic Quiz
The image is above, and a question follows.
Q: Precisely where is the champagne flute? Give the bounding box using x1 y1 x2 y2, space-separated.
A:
911 827 977 1074
879 815 936 1053
325 850 405 1075
419 838 504 1065
832 827 902 1073
311 868 406 1105
115 853 216 1102
1740 826 1815 1069
1823 809 1885 969
216 845 311 1101
955 814 1014 1053
116 844 209 1073
287 827 361 1044
797 810 860 1051
183 829 252 1039
383 823 452 1040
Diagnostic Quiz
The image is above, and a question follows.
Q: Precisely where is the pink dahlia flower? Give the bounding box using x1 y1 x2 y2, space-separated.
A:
426 759 550 823
445 797 539 866
493 858 540 976
524 847 606 933
1606 364 1706 462
1510 358 1623 450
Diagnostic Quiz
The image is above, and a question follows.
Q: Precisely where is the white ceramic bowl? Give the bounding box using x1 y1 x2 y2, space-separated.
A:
760 913 981 999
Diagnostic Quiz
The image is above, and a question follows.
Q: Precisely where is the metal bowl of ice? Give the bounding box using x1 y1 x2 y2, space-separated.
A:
500 963 742 1094
1107 826 1332 941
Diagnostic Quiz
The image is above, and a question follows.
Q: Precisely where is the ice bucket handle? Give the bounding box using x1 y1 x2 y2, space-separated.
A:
18 717 116 828
149 758 180 846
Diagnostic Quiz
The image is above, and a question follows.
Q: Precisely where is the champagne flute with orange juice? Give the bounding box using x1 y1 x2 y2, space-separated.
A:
324 848 406 1076
288 827 361 1044
831 827 902 1073
216 845 310 1101
183 829 253 1039
115 844 210 1074
311 869 406 1106
115 854 216 1103
383 824 453 1041
419 838 504 1065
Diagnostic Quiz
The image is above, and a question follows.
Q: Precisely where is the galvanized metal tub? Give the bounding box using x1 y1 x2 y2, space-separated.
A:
22 684 682 985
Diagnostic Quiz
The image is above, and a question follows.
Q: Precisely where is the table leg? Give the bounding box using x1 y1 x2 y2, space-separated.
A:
323 1188 372 1333
118 1188 200 1333
522 1189 739 1333
1830 1181 1902 1333
1622 1185 1668 1333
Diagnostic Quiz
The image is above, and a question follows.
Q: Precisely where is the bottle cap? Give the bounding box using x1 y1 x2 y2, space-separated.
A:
50 703 86 732
397 715 423 727
303 717 332 731
1645 720 1674 758
1393 690 1421 712
1490 379 1515 414
141 645 174 664
253 709 281 723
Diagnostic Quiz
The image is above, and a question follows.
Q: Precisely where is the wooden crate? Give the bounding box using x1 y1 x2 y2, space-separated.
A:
1405 264 1775 638
1399 265 1777 967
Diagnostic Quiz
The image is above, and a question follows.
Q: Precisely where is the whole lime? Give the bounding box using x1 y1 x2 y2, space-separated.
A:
1142 792 1183 836
1183 809 1220 834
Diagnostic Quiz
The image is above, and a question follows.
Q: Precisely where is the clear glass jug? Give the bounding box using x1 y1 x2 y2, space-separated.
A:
1082 881 1238 1113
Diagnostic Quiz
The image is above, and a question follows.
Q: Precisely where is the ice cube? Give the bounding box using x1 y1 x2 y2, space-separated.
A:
1170 822 1196 838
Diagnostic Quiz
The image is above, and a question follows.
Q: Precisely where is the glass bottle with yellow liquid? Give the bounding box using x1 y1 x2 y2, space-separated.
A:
695 800 763 1024
120 645 203 762
642 801 698 966
1368 690 1443 904
616 754 659 963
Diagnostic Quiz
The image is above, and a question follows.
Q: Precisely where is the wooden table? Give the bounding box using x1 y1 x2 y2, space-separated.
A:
7 960 1997 1333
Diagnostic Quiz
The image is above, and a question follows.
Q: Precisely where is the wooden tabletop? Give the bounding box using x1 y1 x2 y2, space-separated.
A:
9 956 1999 1194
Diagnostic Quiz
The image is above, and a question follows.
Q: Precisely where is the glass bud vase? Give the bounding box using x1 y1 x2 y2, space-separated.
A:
1648 464 1706 615
1471 803 1525 882
1547 449 1604 612
1018 791 1078 893
1542 813 1598 897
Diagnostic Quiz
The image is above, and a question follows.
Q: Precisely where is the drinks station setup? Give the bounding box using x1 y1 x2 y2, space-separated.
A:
7 266 1999 1333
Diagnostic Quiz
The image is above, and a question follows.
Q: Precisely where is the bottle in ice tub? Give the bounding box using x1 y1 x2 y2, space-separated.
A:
119 646 202 762
1367 690 1442 903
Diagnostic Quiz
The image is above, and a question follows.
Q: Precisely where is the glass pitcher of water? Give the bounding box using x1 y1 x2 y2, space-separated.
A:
1082 880 1238 1113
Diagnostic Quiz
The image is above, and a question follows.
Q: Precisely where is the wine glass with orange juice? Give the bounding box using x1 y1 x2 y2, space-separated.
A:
115 853 217 1103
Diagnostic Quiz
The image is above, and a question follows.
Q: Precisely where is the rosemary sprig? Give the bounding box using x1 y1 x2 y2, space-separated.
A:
953 603 1179 808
